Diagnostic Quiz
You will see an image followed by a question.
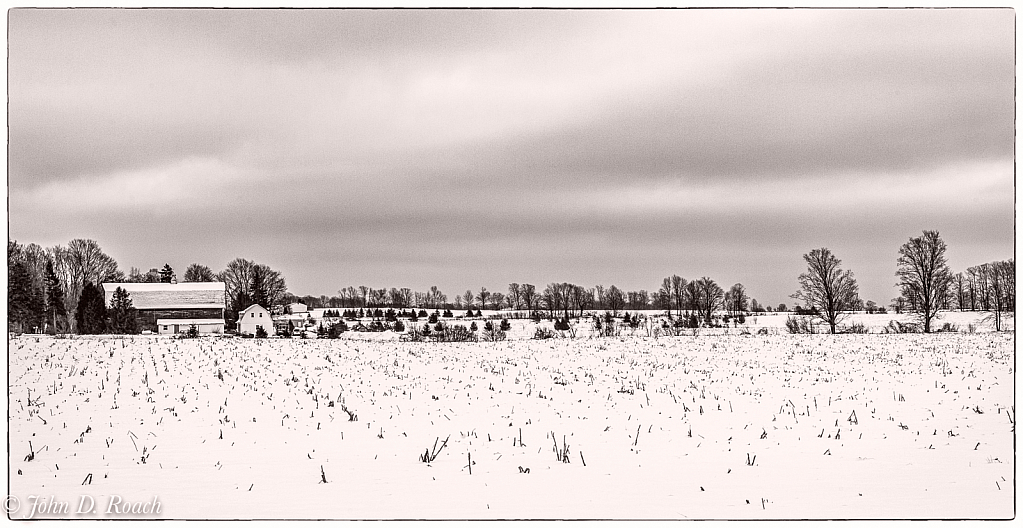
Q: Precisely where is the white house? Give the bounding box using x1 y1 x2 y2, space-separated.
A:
237 304 275 337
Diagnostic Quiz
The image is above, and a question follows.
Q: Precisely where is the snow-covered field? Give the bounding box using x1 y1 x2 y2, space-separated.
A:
7 327 1014 519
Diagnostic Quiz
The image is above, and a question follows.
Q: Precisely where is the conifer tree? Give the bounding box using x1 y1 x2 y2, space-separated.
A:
249 267 270 311
8 260 35 333
108 286 140 334
75 282 108 334
44 259 68 333
159 263 175 283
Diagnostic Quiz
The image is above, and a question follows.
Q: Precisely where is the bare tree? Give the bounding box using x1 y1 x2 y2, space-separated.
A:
48 239 122 330
464 289 475 309
476 287 490 311
605 285 626 317
542 283 573 319
791 248 859 333
220 259 286 314
657 278 673 313
490 292 506 311
626 290 649 311
428 286 445 308
896 231 953 333
996 259 1015 311
594 284 606 310
669 276 687 318
988 260 1008 331
694 277 724 324
507 283 521 310
684 280 701 317
725 283 749 317
952 272 967 311
183 263 216 282
220 258 256 310
18 243 48 294
519 284 536 313
369 288 387 307
572 286 594 317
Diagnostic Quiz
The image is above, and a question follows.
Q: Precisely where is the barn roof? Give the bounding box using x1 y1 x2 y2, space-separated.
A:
239 304 270 316
102 282 226 310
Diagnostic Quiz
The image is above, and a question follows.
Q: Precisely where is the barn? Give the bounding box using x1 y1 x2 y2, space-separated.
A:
101 282 226 334
237 304 275 336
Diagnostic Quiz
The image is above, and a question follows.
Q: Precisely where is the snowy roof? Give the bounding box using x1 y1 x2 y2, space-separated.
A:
273 314 309 321
103 282 225 292
102 282 226 310
239 304 271 316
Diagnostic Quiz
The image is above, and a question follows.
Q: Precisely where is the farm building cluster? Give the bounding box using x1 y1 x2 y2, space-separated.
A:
100 283 325 336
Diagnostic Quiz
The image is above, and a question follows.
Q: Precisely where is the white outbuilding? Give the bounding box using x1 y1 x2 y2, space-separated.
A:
237 304 275 337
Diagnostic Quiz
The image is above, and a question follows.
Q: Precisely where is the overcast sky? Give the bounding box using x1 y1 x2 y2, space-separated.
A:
8 8 1015 307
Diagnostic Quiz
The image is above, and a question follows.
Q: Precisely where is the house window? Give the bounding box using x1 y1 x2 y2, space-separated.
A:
259 313 262 318
163 326 168 331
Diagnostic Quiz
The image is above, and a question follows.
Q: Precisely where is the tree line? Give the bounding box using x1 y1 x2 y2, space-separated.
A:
792 230 1014 334
7 230 1014 335
7 239 288 333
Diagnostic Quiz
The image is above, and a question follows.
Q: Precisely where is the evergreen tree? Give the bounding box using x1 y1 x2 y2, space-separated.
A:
8 260 35 333
159 264 175 283
108 286 140 334
44 259 68 334
75 282 108 334
249 267 270 311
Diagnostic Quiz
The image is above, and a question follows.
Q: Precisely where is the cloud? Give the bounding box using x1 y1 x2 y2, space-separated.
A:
7 8 1015 306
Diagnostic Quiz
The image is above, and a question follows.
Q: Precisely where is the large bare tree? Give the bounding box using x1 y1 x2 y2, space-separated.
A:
694 277 724 324
604 285 626 317
48 239 122 330
519 284 536 313
896 231 953 333
183 263 216 282
725 283 749 317
219 258 256 311
791 248 859 333
220 259 286 314
507 283 521 311
476 287 490 311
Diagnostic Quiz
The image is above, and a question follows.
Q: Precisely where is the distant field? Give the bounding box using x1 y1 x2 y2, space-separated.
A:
7 326 1013 519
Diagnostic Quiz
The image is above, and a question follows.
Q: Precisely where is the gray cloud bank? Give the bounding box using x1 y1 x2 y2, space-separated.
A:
8 8 1014 306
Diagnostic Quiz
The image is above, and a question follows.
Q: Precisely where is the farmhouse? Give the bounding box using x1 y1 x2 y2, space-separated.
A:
238 304 275 336
101 282 226 334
